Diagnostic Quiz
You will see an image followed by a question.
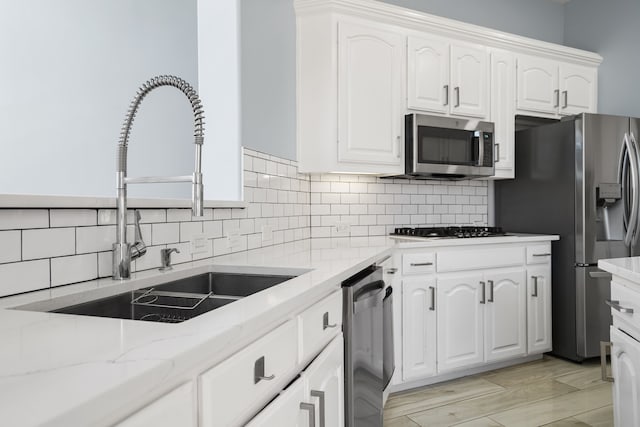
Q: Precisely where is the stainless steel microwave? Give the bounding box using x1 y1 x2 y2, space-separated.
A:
395 114 495 180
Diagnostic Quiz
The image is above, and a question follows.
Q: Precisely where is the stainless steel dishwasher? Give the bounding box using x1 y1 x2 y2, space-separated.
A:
343 260 394 427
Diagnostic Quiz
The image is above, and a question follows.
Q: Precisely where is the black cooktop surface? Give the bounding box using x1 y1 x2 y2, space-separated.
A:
392 226 507 238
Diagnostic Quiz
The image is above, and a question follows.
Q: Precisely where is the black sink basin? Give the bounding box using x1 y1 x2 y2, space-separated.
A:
49 271 297 323
152 272 296 297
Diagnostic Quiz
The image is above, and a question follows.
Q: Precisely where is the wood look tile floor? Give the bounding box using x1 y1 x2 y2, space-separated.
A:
384 356 613 427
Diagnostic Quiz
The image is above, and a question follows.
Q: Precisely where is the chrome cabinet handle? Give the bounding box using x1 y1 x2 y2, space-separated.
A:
531 276 539 297
562 90 568 108
311 390 326 427
253 356 275 384
323 312 337 330
410 262 433 267
480 281 486 304
454 86 460 107
494 143 500 163
396 136 401 158
554 89 560 108
589 271 612 279
606 300 634 314
532 253 551 257
429 286 435 311
443 85 449 106
487 280 494 303
300 402 316 427
600 341 614 382
386 268 398 275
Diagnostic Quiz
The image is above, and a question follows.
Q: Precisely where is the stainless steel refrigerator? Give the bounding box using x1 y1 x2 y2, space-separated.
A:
495 113 640 361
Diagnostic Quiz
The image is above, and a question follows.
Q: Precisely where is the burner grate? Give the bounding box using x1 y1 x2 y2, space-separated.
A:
392 226 506 238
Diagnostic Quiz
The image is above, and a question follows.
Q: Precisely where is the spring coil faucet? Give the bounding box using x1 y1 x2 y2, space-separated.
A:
113 75 205 280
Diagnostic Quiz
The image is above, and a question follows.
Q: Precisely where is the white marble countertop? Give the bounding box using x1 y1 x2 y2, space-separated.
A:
0 233 558 426
599 257 640 283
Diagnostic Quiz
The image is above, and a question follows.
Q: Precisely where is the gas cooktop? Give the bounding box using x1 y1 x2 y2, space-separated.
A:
391 226 507 239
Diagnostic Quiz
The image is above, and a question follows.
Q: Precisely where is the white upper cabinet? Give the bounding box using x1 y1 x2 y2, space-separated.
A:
338 21 405 167
559 63 598 115
408 36 488 119
407 36 449 113
517 54 597 117
450 43 489 118
490 49 516 179
295 0 601 176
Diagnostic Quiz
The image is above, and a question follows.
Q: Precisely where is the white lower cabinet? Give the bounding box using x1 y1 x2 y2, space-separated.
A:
395 242 553 385
247 334 345 427
527 265 552 353
437 273 484 372
115 382 196 427
611 327 640 426
402 276 437 380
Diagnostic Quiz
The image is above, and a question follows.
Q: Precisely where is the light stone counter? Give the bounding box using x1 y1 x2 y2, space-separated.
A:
0 233 557 426
0 237 393 427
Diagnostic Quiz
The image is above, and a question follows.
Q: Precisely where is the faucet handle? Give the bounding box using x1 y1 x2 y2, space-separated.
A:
130 210 147 259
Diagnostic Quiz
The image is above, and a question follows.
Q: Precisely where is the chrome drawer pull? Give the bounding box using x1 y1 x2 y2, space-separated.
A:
532 253 551 257
323 312 337 330
600 341 614 382
605 300 634 314
253 356 275 384
410 262 433 267
300 402 316 427
386 268 398 275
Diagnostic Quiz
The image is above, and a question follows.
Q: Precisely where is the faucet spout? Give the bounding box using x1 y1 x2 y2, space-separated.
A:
113 75 205 280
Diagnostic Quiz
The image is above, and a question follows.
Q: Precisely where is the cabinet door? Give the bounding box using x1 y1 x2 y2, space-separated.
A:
450 43 489 118
304 335 345 427
437 273 484 372
527 265 552 354
338 21 405 166
516 55 558 115
611 327 640 426
116 383 196 427
490 50 515 179
245 379 307 427
407 35 449 113
402 276 437 381
559 63 597 115
484 269 527 362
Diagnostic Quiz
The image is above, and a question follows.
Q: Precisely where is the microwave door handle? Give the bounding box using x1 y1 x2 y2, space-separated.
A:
477 133 484 166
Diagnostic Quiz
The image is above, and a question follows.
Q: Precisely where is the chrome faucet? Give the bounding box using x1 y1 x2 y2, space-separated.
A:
113 75 205 280
160 248 180 271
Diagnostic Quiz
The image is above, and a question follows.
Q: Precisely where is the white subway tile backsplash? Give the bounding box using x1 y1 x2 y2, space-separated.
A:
0 231 21 264
51 254 97 287
0 209 48 230
50 209 97 227
0 148 487 295
152 223 180 245
0 259 50 296
180 222 203 243
23 228 75 260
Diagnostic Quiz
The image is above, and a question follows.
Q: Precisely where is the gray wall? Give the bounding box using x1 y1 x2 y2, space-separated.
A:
240 0 566 160
564 0 640 117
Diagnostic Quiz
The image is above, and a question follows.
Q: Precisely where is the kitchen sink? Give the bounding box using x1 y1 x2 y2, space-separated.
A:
48 271 298 324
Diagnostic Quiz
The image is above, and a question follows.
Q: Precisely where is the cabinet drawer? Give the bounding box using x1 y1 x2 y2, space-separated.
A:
526 244 552 264
245 378 306 427
199 320 298 427
611 281 640 341
299 290 342 364
437 247 524 272
403 253 436 275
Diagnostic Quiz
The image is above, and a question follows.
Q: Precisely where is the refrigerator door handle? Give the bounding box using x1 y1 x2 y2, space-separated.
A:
622 133 638 246
631 132 640 246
